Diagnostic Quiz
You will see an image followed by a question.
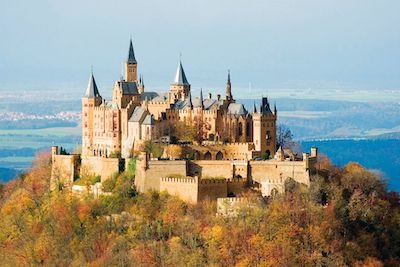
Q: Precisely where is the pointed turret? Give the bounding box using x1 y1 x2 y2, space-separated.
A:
170 58 191 99
200 88 204 109
125 38 138 82
225 70 233 101
84 71 101 98
274 102 277 116
188 92 193 109
173 60 189 85
253 101 257 113
127 38 137 64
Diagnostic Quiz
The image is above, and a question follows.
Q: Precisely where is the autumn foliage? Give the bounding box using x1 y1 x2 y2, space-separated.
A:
0 154 399 266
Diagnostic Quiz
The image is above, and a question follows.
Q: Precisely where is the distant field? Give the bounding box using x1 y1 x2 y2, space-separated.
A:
0 126 81 136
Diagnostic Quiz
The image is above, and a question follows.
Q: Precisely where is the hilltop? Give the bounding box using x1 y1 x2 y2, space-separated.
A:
0 152 399 266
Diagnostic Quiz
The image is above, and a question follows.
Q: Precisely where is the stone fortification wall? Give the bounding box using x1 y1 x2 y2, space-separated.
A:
227 178 247 196
249 160 310 186
81 156 120 182
136 160 188 192
51 154 80 189
188 160 233 178
198 178 228 202
160 177 198 203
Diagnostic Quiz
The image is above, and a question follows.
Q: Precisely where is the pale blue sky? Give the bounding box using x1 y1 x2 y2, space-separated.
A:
1 0 399 92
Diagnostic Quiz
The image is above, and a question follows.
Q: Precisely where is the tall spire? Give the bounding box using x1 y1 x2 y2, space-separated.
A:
186 91 193 109
173 60 189 85
225 69 233 101
84 70 101 98
253 100 257 113
200 88 204 109
127 38 137 64
274 102 277 115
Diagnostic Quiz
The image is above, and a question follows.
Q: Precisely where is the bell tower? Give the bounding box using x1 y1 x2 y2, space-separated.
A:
125 38 137 82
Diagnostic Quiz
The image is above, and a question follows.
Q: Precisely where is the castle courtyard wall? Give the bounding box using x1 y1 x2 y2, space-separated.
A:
188 160 233 178
249 160 310 186
160 177 198 203
51 154 80 189
198 179 228 202
81 156 120 182
141 160 187 192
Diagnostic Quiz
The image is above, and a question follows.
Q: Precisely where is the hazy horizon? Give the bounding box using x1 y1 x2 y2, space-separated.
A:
1 0 400 91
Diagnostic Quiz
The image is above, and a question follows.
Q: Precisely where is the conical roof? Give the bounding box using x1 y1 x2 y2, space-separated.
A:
173 60 189 85
127 39 137 64
84 72 101 98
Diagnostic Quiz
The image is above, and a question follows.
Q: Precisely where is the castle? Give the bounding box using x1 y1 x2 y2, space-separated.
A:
82 39 277 160
51 39 317 203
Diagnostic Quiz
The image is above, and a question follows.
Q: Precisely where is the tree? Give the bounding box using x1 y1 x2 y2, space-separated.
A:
277 124 301 155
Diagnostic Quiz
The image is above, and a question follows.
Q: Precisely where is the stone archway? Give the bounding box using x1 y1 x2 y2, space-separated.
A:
216 151 223 160
194 151 201 160
204 151 212 160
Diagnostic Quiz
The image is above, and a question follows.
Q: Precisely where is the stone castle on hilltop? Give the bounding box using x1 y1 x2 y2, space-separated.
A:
51 39 318 203
82 39 277 160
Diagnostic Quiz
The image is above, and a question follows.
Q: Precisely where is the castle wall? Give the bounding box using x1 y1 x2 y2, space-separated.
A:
198 179 228 202
227 179 247 196
188 160 233 178
160 177 198 204
81 156 120 182
249 160 310 186
141 160 188 192
51 154 80 189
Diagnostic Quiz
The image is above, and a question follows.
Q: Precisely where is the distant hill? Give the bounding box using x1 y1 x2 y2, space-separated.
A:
302 139 400 191
0 167 18 182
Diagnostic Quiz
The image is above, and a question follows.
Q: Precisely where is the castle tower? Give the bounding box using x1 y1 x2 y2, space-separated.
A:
138 75 145 94
82 72 102 156
225 70 233 101
252 97 277 158
170 60 190 100
125 38 137 82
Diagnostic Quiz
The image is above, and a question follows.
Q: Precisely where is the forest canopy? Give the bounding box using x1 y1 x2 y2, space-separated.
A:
0 153 399 266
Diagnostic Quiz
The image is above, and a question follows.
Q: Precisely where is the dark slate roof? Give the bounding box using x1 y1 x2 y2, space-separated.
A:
127 39 137 64
143 114 155 125
129 106 147 122
173 97 193 110
261 103 273 114
173 61 189 85
118 81 138 95
84 73 101 98
227 103 247 116
140 92 169 102
174 96 223 111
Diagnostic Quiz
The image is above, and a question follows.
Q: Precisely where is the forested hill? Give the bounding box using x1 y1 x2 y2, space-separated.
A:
0 154 399 266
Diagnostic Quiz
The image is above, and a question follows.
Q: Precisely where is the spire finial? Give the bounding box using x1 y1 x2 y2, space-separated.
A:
225 69 233 101
90 65 93 75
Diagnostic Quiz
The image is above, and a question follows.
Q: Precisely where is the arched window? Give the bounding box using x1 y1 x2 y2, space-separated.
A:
238 122 243 136
204 151 212 160
246 122 250 136
216 151 223 160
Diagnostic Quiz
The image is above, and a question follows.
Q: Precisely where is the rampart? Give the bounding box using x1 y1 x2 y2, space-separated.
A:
81 156 120 182
50 146 80 189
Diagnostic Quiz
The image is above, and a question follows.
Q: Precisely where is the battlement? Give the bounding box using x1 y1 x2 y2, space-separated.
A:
199 178 227 185
161 176 198 183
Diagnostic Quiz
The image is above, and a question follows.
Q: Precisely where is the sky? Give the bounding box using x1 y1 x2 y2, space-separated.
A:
1 0 400 94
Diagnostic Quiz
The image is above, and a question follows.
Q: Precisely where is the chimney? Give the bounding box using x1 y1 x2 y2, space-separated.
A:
217 94 221 100
208 92 212 99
